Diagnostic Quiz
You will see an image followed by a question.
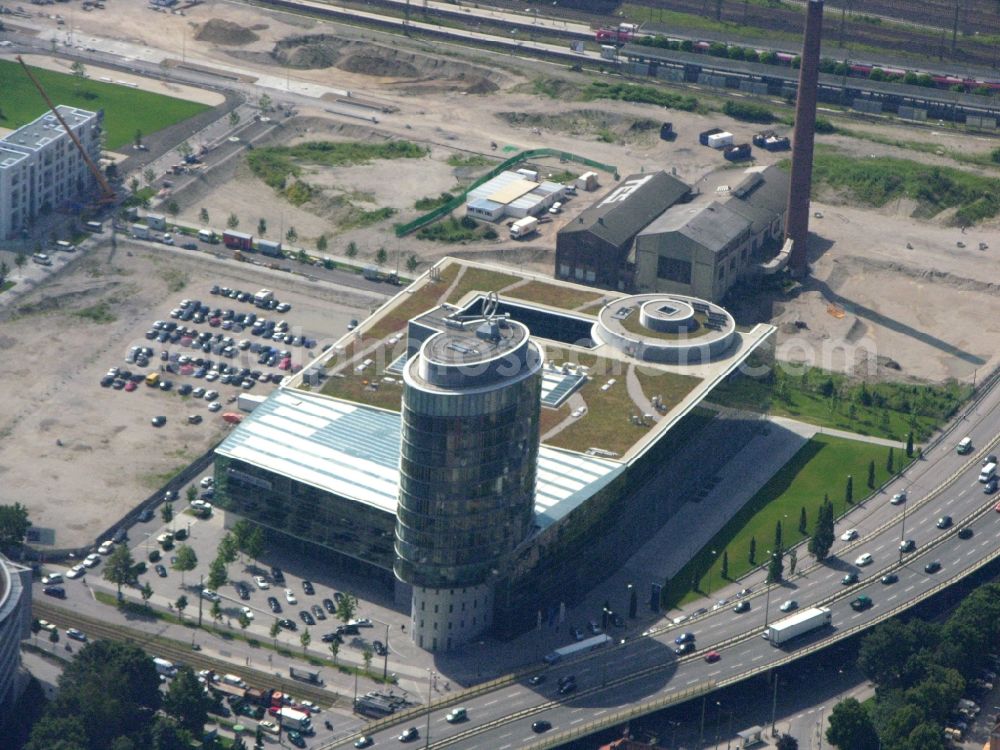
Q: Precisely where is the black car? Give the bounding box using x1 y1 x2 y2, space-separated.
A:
302 580 315 596
899 538 916 553
333 591 344 605
322 598 336 614
278 618 297 631
675 642 696 656
610 612 625 628
235 583 251 600
321 632 343 644
271 567 285 584
373 640 387 656
300 611 315 626
155 564 167 577
398 727 419 742
532 720 552 733
880 573 899 585
178 384 193 396
924 560 942 574
958 527 974 539
732 600 751 614
936 516 953 529
182 242 198 251
267 596 281 613
43 585 66 598
311 604 326 621
151 416 167 427
527 674 546 686
842 572 859 585
674 632 695 645
557 675 575 688
558 681 577 695
138 508 154 523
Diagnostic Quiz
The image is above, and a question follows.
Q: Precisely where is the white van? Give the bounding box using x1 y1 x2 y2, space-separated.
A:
55 240 76 252
957 437 972 455
221 673 247 688
979 462 997 483
32 253 52 266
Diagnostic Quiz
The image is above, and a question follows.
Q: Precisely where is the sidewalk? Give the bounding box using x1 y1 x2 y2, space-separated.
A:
767 415 907 448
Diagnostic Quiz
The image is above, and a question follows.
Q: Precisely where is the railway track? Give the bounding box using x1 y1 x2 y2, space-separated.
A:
33 600 353 712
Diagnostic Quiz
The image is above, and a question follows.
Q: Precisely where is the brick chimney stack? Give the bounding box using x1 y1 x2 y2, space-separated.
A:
785 0 824 276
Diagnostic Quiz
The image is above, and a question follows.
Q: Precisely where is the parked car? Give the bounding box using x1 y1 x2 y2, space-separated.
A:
779 600 798 613
267 597 281 613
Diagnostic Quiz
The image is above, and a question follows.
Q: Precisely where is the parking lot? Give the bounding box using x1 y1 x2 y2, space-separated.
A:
0 239 381 550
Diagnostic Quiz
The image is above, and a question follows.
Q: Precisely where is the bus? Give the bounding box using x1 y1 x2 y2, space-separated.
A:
543 634 612 665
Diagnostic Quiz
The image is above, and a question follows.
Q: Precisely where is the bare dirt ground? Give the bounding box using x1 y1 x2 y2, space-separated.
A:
0 242 368 549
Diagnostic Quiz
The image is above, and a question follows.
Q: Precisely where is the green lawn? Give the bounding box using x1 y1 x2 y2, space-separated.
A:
709 366 969 442
666 434 907 608
0 60 210 149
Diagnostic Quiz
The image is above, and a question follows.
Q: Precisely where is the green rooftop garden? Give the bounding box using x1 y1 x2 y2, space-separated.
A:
505 281 606 312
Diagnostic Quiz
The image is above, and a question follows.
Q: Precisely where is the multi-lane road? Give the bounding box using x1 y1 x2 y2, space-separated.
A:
343 374 1000 749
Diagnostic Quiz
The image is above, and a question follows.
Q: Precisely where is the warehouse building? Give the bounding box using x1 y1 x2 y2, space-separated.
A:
555 171 690 292
633 165 789 301
0 106 103 240
465 170 566 222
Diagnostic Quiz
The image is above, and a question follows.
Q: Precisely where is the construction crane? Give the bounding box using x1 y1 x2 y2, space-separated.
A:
17 55 116 205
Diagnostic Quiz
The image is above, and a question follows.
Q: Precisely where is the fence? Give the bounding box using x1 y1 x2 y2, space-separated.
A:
393 149 619 237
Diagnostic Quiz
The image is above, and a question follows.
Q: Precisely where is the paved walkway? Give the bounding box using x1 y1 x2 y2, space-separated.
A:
767 415 907 448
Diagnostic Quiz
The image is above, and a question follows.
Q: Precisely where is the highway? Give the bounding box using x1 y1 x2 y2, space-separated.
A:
340 372 1000 749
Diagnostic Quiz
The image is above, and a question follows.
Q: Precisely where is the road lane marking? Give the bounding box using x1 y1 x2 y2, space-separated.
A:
571 718 584 724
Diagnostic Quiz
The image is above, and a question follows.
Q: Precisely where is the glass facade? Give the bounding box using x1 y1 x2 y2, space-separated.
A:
395 323 543 594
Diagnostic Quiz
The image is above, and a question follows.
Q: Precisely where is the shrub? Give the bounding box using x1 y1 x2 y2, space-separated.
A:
723 100 775 124
814 117 836 134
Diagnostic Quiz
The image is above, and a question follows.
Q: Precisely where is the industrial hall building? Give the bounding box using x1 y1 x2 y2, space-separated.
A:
554 165 789 302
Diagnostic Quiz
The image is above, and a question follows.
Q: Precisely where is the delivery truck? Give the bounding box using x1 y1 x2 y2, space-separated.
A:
543 633 612 664
510 216 539 240
132 223 151 240
146 213 167 231
272 706 312 732
257 239 283 258
223 230 253 251
762 606 831 646
152 657 177 678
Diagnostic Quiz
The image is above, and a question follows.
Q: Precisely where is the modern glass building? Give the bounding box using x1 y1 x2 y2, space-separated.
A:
396 312 542 650
0 554 31 709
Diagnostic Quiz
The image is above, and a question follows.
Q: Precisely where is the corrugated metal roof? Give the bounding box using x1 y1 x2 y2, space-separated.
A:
558 171 690 249
217 389 622 528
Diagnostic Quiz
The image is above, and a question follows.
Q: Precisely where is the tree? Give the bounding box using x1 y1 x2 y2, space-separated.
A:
25 715 89 750
270 619 280 648
103 544 138 597
867 460 876 489
172 544 197 586
300 627 311 654
789 548 798 576
175 595 188 620
229 111 241 127
238 610 251 633
720 550 729 579
767 549 783 584
296 248 309 264
230 519 252 557
257 218 267 236
14 252 26 276
799 506 807 534
346 241 358 259
149 716 193 750
186 485 197 504
887 447 895 474
199 207 209 225
258 93 272 112
227 213 240 229
906 431 914 458
161 502 174 530
0 502 30 552
71 60 86 78
362 647 373 674
776 735 798 750
210 599 222 626
846 474 854 503
140 581 154 608
374 247 388 267
143 167 156 186
316 234 328 253
232 738 249 750
178 140 193 160
406 253 419 273
164 666 210 737
285 226 298 243
808 497 835 561
207 555 228 592
218 532 238 565
336 592 359 625
245 527 265 569
826 698 879 750
748 535 756 565
329 639 340 665
166 200 180 219
0 260 10 286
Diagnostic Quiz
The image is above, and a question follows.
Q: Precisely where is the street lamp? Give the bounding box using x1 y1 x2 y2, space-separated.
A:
371 617 392 680
707 550 717 596
424 669 434 750
898 494 908 563
763 549 775 629
714 700 723 744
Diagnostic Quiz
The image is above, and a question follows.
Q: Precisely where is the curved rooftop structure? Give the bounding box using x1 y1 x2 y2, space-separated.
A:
594 293 738 364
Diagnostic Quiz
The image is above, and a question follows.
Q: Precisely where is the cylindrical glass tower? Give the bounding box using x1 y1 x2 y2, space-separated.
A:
395 317 542 651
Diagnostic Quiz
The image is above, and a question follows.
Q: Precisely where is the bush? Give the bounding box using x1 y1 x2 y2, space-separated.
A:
990 147 1000 164
723 100 775 124
460 215 478 230
483 227 498 240
708 42 728 57
814 117 836 134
